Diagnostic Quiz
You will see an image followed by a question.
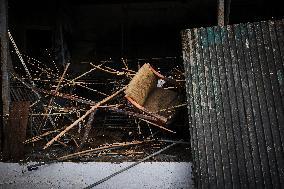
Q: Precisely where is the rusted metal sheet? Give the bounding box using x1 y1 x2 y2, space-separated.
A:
3 101 30 161
182 19 284 188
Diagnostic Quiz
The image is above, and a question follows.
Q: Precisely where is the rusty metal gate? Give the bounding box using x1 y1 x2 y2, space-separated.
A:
182 20 284 188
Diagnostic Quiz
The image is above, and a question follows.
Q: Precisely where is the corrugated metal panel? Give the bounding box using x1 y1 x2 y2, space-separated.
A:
182 20 284 188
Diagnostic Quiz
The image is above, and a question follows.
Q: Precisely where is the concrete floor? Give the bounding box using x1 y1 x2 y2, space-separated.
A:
0 162 192 189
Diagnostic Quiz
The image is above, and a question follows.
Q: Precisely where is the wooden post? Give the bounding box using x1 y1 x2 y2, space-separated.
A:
0 0 9 115
217 0 225 26
217 0 231 26
77 111 97 151
0 0 10 152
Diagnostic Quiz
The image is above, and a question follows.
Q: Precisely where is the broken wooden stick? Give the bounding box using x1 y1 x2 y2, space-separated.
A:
24 122 79 144
43 86 127 149
154 103 187 113
125 96 167 123
158 139 190 144
77 110 97 151
30 112 75 116
24 129 61 144
27 140 149 171
121 68 136 73
57 140 147 161
76 83 108 96
121 58 129 70
40 63 70 132
71 62 106 82
140 118 176 133
54 63 70 92
90 63 134 76
108 107 160 123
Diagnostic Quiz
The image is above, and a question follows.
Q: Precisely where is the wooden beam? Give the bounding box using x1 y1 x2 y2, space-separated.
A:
0 0 10 152
0 0 10 116
217 0 225 26
217 0 231 26
43 86 127 149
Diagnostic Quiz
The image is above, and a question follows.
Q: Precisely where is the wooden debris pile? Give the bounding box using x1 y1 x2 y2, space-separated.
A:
2 32 189 163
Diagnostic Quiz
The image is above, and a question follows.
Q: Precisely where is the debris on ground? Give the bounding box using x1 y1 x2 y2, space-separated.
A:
1 32 190 165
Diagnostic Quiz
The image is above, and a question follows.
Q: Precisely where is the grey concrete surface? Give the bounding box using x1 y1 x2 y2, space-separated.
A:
0 162 192 189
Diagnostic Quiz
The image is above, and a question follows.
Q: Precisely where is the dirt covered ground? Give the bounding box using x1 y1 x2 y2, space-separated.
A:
22 125 191 163
1 109 191 164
